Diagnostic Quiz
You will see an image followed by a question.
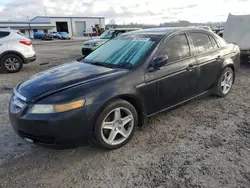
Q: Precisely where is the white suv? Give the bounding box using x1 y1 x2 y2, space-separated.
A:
0 29 36 73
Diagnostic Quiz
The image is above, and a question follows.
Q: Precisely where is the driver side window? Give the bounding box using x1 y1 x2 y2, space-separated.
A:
158 34 191 63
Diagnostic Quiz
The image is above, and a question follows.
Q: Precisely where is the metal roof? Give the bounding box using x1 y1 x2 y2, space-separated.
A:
31 16 105 21
0 28 12 32
0 21 51 24
0 26 55 29
110 28 142 31
0 15 104 24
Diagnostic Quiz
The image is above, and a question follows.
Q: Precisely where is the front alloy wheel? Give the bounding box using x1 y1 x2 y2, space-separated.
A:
101 107 134 146
94 100 138 149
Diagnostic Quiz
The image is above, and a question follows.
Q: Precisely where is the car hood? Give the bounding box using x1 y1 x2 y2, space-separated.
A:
17 61 127 102
83 38 109 45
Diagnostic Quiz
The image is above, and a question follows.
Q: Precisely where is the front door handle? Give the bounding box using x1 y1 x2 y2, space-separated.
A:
186 64 196 71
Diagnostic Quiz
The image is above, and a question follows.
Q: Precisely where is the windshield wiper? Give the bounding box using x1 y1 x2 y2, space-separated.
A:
117 62 134 69
89 61 113 68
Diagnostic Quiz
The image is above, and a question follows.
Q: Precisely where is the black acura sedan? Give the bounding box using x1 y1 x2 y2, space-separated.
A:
9 28 240 149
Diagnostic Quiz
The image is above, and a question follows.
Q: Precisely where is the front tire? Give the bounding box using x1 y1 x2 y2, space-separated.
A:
1 54 23 73
214 67 234 97
94 99 138 150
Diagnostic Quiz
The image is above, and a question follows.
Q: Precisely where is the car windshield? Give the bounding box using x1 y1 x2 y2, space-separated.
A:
100 30 115 39
84 35 159 69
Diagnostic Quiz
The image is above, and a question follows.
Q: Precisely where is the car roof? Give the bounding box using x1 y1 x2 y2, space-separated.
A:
110 28 142 31
123 27 212 35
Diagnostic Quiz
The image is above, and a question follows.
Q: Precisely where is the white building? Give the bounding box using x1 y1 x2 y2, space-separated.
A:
0 16 105 38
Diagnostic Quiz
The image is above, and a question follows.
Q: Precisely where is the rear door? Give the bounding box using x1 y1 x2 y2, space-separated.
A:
188 32 221 93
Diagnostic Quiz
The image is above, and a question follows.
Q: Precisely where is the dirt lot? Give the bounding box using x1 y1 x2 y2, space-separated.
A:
0 40 250 188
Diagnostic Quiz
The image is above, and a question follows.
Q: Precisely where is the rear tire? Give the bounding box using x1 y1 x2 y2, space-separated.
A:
94 99 138 150
1 54 23 73
214 67 234 97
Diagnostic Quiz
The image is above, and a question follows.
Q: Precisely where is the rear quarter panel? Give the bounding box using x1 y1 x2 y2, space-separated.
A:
220 44 240 72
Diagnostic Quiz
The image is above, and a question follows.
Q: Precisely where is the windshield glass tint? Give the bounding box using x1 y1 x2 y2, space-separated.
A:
84 36 156 69
100 30 114 39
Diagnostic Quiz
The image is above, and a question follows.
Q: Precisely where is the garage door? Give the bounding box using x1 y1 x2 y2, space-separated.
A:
75 21 86 37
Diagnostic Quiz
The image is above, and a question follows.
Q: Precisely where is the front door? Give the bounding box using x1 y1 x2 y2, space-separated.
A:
141 33 199 115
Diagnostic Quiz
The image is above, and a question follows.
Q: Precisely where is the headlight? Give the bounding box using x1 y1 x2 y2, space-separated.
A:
29 99 85 114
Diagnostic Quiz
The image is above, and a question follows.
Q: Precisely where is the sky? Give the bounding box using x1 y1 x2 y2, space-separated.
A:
0 0 250 24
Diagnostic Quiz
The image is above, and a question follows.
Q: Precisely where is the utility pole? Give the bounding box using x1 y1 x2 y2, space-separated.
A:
27 16 31 38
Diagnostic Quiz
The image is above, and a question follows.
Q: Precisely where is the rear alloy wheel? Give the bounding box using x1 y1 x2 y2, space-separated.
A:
214 67 234 97
94 100 138 149
1 54 23 73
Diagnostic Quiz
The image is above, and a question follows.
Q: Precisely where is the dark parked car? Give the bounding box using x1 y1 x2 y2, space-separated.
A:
9 28 240 149
41 33 53 40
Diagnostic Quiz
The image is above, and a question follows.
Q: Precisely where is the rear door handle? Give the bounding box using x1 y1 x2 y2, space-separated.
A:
186 64 196 71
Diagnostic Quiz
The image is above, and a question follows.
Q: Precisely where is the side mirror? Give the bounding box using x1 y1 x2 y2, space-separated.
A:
149 55 168 72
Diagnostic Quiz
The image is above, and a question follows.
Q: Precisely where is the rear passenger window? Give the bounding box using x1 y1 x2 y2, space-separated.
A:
209 35 219 49
190 33 213 53
0 31 10 38
159 34 190 63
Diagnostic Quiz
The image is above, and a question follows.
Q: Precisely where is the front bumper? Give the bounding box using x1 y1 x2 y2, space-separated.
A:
9 95 93 146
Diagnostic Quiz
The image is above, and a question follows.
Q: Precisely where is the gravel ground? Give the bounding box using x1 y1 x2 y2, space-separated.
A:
0 41 250 188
